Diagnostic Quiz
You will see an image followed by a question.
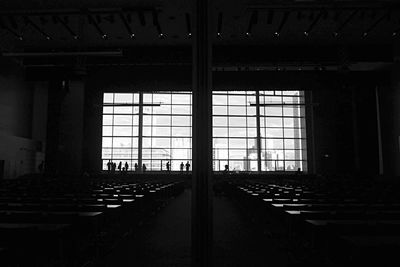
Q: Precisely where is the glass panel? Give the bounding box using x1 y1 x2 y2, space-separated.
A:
114 115 132 125
102 126 112 136
103 93 114 104
213 117 228 127
113 126 132 136
172 127 191 137
172 94 190 104
114 93 133 103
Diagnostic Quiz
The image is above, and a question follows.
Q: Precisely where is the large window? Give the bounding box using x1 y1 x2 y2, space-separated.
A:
142 92 192 171
102 92 192 171
259 90 307 172
213 91 258 171
102 93 140 171
212 90 307 172
102 90 306 172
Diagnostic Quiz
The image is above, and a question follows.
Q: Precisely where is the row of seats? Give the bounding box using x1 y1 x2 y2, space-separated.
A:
225 177 400 266
0 176 185 267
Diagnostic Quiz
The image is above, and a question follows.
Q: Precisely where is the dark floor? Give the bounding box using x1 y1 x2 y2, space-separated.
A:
97 189 289 267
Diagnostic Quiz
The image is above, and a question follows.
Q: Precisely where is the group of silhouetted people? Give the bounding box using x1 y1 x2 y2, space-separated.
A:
107 160 148 174
107 160 129 174
164 161 190 172
107 160 192 174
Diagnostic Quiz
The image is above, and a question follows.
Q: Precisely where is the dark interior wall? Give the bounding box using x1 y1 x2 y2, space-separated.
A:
0 57 46 178
82 66 383 175
379 63 400 176
45 79 85 175
311 84 380 176
0 58 32 138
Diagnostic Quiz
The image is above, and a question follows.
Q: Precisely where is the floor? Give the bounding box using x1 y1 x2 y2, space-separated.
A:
97 188 289 267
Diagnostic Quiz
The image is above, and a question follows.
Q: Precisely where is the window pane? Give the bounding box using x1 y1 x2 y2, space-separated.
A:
114 115 132 125
153 94 171 104
114 93 133 103
172 127 191 137
172 94 190 104
213 117 228 127
113 126 132 136
172 105 191 114
229 139 247 149
213 138 228 148
103 126 112 136
153 116 171 126
213 106 227 115
103 115 113 125
266 118 282 128
152 127 171 136
113 137 132 148
213 128 228 137
104 93 114 104
153 105 171 114
229 106 246 116
229 128 246 137
172 116 191 126
228 95 246 105
229 117 246 127
114 106 132 114
172 138 191 148
213 95 227 105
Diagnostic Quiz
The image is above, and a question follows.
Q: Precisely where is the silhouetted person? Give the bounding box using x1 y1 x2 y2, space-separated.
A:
112 162 116 174
186 161 190 172
38 161 44 173
296 167 302 175
122 167 126 174
118 161 122 172
125 162 129 172
180 162 184 172
224 164 229 172
134 163 138 172
107 160 112 173
142 164 147 172
166 161 170 172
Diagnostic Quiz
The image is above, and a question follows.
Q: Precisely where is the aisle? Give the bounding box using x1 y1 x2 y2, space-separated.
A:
98 189 288 267
98 188 191 267
213 195 289 266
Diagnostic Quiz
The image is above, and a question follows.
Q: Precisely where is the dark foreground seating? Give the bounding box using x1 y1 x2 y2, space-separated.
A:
0 176 185 267
224 177 400 267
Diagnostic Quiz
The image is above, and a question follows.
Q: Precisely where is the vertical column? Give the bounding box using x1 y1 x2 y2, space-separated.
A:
56 80 85 175
255 91 262 172
375 86 384 175
192 0 213 266
138 92 143 172
351 87 361 173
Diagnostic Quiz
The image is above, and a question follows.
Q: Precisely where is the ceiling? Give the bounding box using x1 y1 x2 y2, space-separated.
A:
0 0 399 69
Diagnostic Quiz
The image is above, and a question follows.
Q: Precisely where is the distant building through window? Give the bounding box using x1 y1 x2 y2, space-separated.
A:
102 90 306 172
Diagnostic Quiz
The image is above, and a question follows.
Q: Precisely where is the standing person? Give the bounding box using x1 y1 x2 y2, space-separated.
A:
142 163 147 172
112 162 117 174
134 163 138 172
166 161 170 172
224 164 229 172
125 162 129 172
118 161 122 173
185 161 190 172
180 162 184 172
38 160 44 174
107 160 112 173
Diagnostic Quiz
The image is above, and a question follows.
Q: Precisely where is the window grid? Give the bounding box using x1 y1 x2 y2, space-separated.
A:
102 91 306 172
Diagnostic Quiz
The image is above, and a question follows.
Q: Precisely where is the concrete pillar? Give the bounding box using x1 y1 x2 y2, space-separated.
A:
138 92 143 172
192 0 213 265
58 80 85 175
255 91 262 172
380 42 400 176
